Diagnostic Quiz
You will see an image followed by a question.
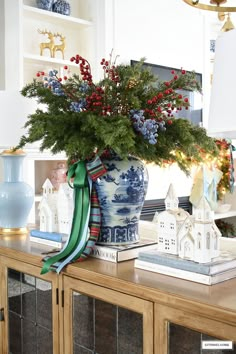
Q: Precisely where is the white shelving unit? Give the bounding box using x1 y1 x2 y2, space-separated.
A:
0 0 110 223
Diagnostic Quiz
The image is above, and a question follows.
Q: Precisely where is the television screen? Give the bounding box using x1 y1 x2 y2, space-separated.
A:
130 60 202 126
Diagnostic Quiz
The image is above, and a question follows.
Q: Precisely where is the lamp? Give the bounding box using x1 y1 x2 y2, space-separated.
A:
208 29 236 138
183 0 236 12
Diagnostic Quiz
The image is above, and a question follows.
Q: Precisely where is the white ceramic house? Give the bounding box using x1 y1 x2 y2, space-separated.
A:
178 197 221 263
57 183 74 234
39 178 74 234
157 184 221 263
157 184 190 254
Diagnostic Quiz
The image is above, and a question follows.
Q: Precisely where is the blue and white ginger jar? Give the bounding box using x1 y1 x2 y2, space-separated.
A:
95 155 148 245
52 0 71 16
36 0 54 11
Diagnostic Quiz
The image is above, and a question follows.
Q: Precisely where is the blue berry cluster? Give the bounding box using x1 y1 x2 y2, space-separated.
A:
70 99 87 112
130 109 166 145
78 82 89 93
44 70 65 96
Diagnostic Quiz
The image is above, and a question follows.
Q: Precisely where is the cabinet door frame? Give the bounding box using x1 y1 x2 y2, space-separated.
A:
0 256 60 354
63 275 154 354
154 303 236 354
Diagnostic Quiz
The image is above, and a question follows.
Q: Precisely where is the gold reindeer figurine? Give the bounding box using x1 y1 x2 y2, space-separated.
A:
52 33 66 59
38 29 55 57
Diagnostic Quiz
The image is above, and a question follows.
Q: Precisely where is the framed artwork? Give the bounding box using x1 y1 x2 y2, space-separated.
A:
130 60 203 126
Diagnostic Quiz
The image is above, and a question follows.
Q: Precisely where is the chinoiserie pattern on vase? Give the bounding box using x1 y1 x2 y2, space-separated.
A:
36 0 54 11
52 0 71 16
95 155 148 245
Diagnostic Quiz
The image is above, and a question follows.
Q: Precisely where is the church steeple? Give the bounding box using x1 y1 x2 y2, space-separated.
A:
165 183 179 210
194 196 213 222
42 178 54 196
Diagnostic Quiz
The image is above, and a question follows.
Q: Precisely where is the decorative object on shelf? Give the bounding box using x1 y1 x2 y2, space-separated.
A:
0 149 34 235
95 153 148 245
16 53 219 272
215 202 231 214
50 161 67 190
36 0 54 11
157 184 221 263
215 219 236 237
190 164 223 211
52 33 66 59
52 0 71 16
38 29 55 57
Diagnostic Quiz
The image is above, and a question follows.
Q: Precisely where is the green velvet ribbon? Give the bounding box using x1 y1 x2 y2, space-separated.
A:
41 160 90 275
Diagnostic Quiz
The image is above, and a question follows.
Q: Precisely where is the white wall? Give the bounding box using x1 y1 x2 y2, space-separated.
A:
112 0 205 72
104 0 207 199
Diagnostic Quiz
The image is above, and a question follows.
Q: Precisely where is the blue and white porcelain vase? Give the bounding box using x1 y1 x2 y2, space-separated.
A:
95 154 148 245
36 0 54 11
52 0 71 16
0 150 34 235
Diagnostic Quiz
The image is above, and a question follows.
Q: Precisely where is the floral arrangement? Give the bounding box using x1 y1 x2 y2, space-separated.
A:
17 53 218 171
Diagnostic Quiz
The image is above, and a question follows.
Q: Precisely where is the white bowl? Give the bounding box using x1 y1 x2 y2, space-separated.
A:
216 203 231 213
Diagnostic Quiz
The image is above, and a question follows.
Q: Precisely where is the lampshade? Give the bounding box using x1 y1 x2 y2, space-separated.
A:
208 29 236 138
0 91 37 148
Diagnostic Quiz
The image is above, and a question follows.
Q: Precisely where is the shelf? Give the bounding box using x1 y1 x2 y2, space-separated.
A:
25 147 66 160
214 210 236 220
23 5 92 28
24 53 80 68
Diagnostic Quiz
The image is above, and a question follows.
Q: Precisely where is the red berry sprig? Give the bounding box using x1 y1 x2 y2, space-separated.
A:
70 55 93 84
100 58 119 83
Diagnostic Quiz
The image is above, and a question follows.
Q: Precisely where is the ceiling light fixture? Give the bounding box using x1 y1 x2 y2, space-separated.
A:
182 0 236 12
221 13 235 30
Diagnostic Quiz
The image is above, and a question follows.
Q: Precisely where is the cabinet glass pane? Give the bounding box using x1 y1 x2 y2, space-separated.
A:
7 269 53 354
168 322 236 354
72 291 143 354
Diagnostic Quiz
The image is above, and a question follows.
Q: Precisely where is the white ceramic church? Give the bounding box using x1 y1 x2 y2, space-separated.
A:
38 178 74 235
156 184 221 263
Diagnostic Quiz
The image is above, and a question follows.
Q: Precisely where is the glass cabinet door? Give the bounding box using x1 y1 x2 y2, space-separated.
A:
168 323 236 354
155 303 236 354
0 257 59 354
63 276 154 354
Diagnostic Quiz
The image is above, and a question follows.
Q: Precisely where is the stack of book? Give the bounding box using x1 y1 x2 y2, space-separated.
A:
29 229 67 249
134 250 236 285
90 239 158 263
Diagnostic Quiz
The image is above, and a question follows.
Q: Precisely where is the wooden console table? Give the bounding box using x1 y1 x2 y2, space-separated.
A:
0 233 236 353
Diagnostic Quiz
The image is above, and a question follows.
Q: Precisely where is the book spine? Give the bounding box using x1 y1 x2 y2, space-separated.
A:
138 254 211 275
134 259 211 285
90 247 118 262
30 236 62 249
30 229 63 242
